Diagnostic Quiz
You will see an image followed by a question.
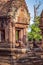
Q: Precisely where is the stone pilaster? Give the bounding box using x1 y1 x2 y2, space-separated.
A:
9 22 13 48
12 26 15 48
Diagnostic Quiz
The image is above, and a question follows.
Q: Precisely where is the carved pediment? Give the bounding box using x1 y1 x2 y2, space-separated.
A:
0 0 30 25
14 7 30 24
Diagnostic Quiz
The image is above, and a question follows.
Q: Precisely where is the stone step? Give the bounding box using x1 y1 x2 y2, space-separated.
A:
0 62 11 65
0 43 10 48
0 50 11 56
16 62 33 65
0 55 17 65
0 48 43 65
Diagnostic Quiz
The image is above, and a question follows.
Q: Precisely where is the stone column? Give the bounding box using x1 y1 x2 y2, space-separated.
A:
12 26 15 48
9 22 13 48
23 28 26 42
24 28 26 35
23 27 28 48
20 29 23 47
21 29 23 40
5 27 8 42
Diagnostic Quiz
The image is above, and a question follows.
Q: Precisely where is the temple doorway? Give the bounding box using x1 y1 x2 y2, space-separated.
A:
15 28 24 48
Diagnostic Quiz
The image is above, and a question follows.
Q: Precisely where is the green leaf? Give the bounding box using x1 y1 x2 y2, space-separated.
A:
28 16 42 41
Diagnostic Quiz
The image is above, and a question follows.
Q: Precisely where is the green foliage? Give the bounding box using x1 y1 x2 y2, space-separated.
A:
28 16 42 41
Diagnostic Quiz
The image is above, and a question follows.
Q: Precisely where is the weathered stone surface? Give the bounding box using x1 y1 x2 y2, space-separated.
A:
0 0 30 65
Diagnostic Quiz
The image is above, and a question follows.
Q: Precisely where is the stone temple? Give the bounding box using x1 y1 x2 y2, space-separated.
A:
0 0 30 65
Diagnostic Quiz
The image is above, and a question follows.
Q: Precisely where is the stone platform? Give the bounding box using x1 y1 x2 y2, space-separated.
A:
0 48 43 65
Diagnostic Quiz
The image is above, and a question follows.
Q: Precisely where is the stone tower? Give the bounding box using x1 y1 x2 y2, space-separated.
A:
0 0 30 65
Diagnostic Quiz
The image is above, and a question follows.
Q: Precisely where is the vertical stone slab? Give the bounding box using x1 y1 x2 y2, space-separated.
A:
12 26 15 48
9 22 13 48
5 26 8 42
20 29 24 47
24 28 26 35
